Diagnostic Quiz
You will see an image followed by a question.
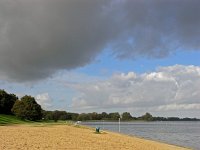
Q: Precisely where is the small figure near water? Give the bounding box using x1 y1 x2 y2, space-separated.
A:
95 127 100 133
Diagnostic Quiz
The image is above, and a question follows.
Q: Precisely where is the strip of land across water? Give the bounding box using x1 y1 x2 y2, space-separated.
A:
0 124 190 150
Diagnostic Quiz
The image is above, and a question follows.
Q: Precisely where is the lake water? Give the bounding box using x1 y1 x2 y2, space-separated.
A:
81 121 200 150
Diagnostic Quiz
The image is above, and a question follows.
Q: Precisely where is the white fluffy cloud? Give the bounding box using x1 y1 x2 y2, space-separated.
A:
157 103 200 111
69 65 200 113
35 93 53 110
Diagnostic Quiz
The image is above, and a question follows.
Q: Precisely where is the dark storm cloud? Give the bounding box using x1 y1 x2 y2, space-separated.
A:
0 0 200 82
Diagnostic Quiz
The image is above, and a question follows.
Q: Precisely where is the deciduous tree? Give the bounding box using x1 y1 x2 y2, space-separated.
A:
0 89 18 114
12 95 42 121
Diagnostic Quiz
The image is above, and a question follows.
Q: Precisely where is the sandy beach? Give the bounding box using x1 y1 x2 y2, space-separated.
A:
0 125 189 150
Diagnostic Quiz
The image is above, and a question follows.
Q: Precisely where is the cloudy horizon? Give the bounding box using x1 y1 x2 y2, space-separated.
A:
0 0 200 118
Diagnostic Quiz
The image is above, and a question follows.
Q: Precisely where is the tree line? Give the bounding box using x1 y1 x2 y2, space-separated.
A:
0 89 199 121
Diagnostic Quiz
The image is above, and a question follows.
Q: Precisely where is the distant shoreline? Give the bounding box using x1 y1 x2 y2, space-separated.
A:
79 120 200 122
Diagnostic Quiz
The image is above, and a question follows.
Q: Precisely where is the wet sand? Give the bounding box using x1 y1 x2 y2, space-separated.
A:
0 125 190 150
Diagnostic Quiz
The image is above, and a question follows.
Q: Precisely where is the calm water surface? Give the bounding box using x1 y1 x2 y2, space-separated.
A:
81 121 200 150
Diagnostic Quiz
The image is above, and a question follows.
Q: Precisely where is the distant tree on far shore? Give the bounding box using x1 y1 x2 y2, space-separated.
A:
12 95 42 121
77 113 91 121
108 112 120 120
122 112 133 121
139 112 153 121
101 112 109 119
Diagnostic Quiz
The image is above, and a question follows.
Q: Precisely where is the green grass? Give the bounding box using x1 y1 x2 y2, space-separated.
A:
0 114 33 125
0 114 75 126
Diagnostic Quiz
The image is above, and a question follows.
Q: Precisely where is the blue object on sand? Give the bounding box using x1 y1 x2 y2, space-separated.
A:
96 127 100 133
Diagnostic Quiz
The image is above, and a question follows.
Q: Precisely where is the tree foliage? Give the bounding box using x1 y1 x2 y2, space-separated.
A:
12 95 42 121
0 89 18 114
139 112 153 121
108 112 120 120
101 112 108 119
77 113 91 121
122 112 133 121
42 110 79 121
52 110 67 122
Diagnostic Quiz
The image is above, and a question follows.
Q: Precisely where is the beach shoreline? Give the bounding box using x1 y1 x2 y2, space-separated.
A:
0 124 190 150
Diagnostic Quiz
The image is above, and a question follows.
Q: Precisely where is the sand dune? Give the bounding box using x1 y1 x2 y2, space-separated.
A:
0 125 189 150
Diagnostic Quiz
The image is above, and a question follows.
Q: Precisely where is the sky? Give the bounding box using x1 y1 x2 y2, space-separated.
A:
0 0 200 118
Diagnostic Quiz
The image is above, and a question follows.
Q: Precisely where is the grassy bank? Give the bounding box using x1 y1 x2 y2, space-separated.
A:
0 114 33 125
0 114 74 126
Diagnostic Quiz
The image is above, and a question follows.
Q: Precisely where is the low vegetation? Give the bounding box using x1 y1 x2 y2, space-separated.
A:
0 114 32 125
